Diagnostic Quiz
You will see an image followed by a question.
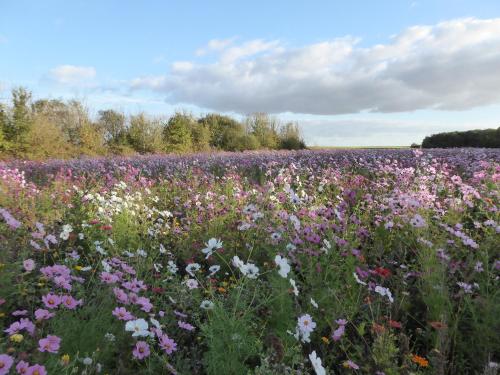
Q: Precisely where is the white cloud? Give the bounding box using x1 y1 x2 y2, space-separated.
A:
131 17 500 115
49 65 96 86
195 37 236 56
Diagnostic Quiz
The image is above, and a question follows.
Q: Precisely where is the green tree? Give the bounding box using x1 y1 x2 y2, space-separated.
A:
127 113 164 154
163 112 193 153
199 114 245 150
4 87 33 153
98 109 127 147
245 113 279 149
278 122 306 150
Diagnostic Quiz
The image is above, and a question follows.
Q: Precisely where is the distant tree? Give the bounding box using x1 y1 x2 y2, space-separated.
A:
422 127 500 148
98 109 127 147
0 104 10 153
410 143 420 149
24 115 74 159
3 87 33 153
33 99 90 145
199 114 242 150
163 112 193 153
127 113 164 154
190 121 211 152
76 121 108 156
245 113 279 149
278 122 306 150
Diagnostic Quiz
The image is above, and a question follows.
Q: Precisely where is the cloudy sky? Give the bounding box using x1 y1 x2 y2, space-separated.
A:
1 1 500 146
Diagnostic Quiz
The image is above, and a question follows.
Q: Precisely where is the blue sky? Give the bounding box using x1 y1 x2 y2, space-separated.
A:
1 0 500 146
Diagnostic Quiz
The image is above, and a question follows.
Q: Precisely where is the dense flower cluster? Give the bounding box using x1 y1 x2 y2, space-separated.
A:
0 149 498 374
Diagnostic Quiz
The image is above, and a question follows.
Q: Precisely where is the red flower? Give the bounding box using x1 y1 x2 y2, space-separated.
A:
389 320 402 329
375 267 391 278
100 225 113 231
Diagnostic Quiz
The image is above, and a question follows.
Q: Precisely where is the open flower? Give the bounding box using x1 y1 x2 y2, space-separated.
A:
274 255 291 278
0 354 13 375
132 341 150 360
309 351 326 375
125 318 149 337
201 238 223 259
38 335 61 353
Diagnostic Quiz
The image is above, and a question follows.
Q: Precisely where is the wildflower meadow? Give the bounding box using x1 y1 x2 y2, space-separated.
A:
0 148 499 374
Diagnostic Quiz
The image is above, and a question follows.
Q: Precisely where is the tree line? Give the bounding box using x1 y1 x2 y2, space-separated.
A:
0 87 306 160
421 127 500 148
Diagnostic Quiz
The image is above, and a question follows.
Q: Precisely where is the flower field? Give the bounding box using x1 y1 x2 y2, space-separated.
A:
0 149 499 374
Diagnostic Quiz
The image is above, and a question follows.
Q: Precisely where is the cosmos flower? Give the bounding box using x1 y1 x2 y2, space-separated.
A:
309 351 326 375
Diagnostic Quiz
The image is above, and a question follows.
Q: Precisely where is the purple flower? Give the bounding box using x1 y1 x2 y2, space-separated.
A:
132 341 150 360
178 320 195 331
23 259 36 272
159 334 177 354
0 354 14 375
38 335 61 353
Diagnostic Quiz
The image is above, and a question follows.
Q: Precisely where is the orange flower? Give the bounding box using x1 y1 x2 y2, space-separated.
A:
321 336 330 344
411 354 429 367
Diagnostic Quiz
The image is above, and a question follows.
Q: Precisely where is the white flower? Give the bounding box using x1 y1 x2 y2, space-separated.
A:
320 239 331 254
310 298 318 308
200 300 214 310
374 285 394 303
298 314 316 335
309 351 326 375
241 263 259 279
185 278 199 289
232 256 244 269
167 261 178 274
289 278 299 296
208 265 220 276
60 224 73 240
186 263 201 276
289 215 301 231
159 244 167 254
125 318 150 337
82 357 93 366
353 272 367 286
153 263 163 273
101 260 111 272
201 238 223 259
274 255 291 278
150 317 161 330
136 249 147 257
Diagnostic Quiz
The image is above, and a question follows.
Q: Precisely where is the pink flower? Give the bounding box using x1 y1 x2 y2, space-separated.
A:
27 364 47 375
100 272 119 284
61 295 80 309
23 259 36 272
159 334 177 354
12 310 28 316
0 354 14 375
132 341 150 360
136 297 153 313
177 320 195 331
112 307 135 321
42 293 61 309
344 360 360 370
35 309 55 321
38 335 61 353
16 360 29 374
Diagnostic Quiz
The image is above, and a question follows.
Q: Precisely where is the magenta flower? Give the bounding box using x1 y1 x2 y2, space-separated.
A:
0 354 14 375
100 272 119 284
159 334 177 354
38 335 61 353
35 309 55 321
61 295 80 309
112 307 135 321
178 320 195 331
12 310 28 316
132 341 150 360
42 293 61 309
27 364 47 375
23 259 36 272
16 360 29 374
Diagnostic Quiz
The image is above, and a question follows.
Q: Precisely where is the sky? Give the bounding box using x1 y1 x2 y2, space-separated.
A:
1 0 500 146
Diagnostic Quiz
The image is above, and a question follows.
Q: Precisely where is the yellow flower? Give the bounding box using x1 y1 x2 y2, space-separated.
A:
74 265 83 271
61 354 70 365
321 336 330 344
10 334 24 343
0 312 5 318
